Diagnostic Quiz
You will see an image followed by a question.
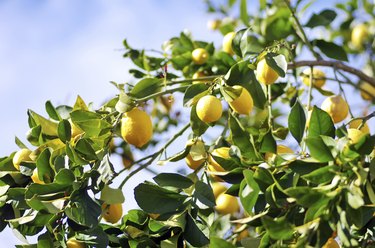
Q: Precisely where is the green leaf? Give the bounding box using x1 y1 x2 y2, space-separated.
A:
153 173 194 189
129 78 163 99
288 100 306 143
261 216 294 240
100 185 125 204
37 231 54 248
240 0 249 25
265 54 285 77
73 95 89 111
75 139 98 161
240 170 260 214
184 213 209 247
45 101 61 121
232 28 263 57
70 110 112 137
209 237 236 248
75 226 109 247
134 182 187 214
229 114 259 161
259 129 276 153
308 106 335 138
285 187 326 207
57 119 71 143
65 189 101 228
306 136 334 162
36 149 54 183
27 110 58 137
305 9 337 28
253 167 274 192
314 39 348 61
225 61 266 109
194 181 215 208
190 105 209 136
183 84 209 107
263 8 293 42
302 165 339 184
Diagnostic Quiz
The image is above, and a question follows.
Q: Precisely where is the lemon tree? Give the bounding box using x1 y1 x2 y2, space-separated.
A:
0 0 375 247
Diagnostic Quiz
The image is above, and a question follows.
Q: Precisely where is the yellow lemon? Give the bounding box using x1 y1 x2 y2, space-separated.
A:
360 82 375 101
102 203 123 224
207 19 221 30
196 95 223 123
351 23 369 49
322 238 340 248
12 148 32 170
207 147 230 173
265 144 294 161
228 86 253 115
212 182 227 199
215 193 240 215
222 32 236 55
192 71 209 84
31 169 44 184
192 48 209 65
321 95 349 123
347 128 366 144
67 238 85 248
121 108 153 148
349 119 370 134
256 54 287 85
301 68 326 88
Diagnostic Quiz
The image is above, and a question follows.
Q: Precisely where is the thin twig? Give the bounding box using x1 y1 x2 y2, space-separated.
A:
119 123 191 188
288 60 375 87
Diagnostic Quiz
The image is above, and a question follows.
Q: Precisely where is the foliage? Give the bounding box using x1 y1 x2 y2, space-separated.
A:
1 0 375 247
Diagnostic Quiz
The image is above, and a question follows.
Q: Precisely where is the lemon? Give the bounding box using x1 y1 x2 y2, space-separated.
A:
349 119 370 134
31 169 44 184
185 139 206 170
360 82 375 101
321 95 349 123
67 238 85 248
196 95 223 123
222 32 236 55
228 86 253 115
351 23 369 49
256 54 287 85
322 238 340 248
265 144 294 161
207 19 221 30
347 128 366 144
102 203 123 224
121 108 153 148
207 147 230 173
301 68 326 88
12 148 32 170
192 48 209 65
215 193 240 215
212 182 227 198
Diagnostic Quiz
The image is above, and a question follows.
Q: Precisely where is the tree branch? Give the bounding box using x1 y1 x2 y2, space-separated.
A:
288 60 375 87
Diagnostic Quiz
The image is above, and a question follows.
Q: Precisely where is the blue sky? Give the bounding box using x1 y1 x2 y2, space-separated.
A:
0 0 373 246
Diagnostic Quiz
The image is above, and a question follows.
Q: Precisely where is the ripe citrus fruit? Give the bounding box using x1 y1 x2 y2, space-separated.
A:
228 86 253 115
349 119 370 134
351 23 369 49
196 95 223 123
192 48 209 65
31 169 44 184
347 128 366 144
192 71 209 84
301 68 326 88
360 82 375 101
102 203 123 224
215 193 240 215
207 19 221 30
185 139 206 170
211 182 227 198
207 147 230 173
321 95 349 123
67 238 85 248
121 108 153 148
13 148 32 170
322 238 340 248
256 54 287 85
222 32 236 55
265 144 294 161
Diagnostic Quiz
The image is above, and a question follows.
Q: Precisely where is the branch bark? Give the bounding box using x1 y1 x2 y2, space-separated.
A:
288 60 375 87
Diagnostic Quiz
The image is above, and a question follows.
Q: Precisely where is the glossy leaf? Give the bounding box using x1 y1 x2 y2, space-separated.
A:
240 170 260 214
288 100 306 143
129 78 163 99
308 106 335 138
314 39 348 61
306 136 334 162
184 213 209 247
305 9 337 28
57 119 71 143
153 173 194 189
194 181 215 208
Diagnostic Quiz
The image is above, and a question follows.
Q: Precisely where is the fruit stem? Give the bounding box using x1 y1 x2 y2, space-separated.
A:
267 85 273 130
283 0 321 60
119 123 191 188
